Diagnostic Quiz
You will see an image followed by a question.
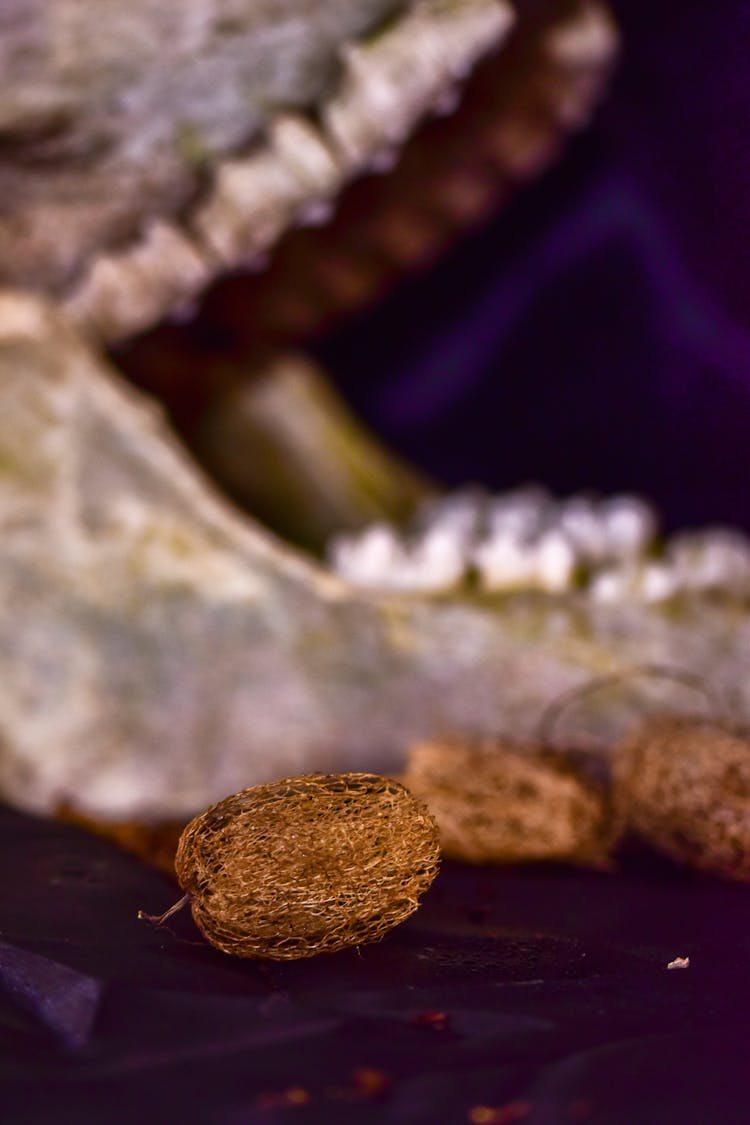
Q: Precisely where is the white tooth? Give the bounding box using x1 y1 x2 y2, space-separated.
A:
668 531 750 593
599 496 657 559
324 0 513 169
590 567 635 603
534 529 577 592
269 115 341 197
638 562 680 603
329 524 404 588
416 488 487 546
410 527 467 591
330 523 467 594
194 152 302 263
474 523 575 594
64 221 210 343
473 531 534 591
557 497 608 562
329 489 747 604
487 486 551 539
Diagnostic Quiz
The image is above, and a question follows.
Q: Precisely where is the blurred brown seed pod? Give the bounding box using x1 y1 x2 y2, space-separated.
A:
173 773 440 960
613 716 750 881
401 737 619 867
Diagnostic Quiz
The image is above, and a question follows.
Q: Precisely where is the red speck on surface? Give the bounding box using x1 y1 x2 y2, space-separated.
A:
468 1100 531 1124
568 1097 594 1120
325 1067 392 1102
352 1066 391 1098
255 1086 312 1109
410 1009 451 1031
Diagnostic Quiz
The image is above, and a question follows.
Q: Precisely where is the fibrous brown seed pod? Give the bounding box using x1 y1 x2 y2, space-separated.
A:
172 773 440 959
402 737 619 866
613 716 750 881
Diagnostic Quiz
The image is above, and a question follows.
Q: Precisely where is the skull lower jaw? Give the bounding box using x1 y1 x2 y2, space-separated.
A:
0 292 748 824
4 2 747 826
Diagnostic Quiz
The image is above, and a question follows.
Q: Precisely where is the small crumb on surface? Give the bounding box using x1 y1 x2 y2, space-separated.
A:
667 956 690 969
410 1009 451 1031
468 1101 530 1124
256 1086 312 1109
352 1067 390 1098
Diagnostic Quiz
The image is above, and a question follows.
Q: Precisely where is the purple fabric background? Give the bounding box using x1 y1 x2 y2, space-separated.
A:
317 1 750 533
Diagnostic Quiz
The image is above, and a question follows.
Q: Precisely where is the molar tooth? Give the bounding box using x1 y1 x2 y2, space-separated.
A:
589 566 635 604
408 527 467 591
473 532 535 592
534 529 577 592
638 562 680 603
598 495 657 558
193 152 302 263
557 496 608 563
329 523 404 589
324 0 513 170
330 522 467 594
589 560 679 605
487 486 551 540
268 115 341 196
668 531 750 593
416 488 487 546
64 221 210 343
194 118 341 264
474 525 575 594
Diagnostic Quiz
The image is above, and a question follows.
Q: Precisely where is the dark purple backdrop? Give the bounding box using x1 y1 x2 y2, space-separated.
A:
317 2 750 533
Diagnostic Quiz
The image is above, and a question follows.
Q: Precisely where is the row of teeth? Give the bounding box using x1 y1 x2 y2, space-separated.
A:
65 0 513 342
328 488 750 602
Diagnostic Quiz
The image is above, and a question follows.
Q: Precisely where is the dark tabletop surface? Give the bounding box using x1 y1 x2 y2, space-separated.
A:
3 802 750 1124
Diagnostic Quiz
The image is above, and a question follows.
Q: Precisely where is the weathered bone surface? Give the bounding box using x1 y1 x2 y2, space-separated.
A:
6 0 736 832
1 293 748 822
0 0 403 293
1 0 514 343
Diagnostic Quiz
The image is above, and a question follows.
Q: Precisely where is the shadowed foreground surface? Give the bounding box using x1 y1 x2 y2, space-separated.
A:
2 802 749 1124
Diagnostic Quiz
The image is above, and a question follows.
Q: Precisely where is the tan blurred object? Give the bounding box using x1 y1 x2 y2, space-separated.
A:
402 736 618 865
614 717 750 882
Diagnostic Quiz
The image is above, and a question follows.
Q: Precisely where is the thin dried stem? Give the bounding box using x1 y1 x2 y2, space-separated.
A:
138 892 191 927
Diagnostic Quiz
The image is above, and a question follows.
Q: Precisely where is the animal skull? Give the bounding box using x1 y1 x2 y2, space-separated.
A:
5 0 744 826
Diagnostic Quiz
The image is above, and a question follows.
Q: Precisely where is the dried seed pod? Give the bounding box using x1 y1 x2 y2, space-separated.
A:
613 716 750 881
402 737 619 866
173 773 440 959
